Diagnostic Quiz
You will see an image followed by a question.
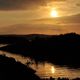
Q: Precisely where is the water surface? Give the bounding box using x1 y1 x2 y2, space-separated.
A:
0 50 80 79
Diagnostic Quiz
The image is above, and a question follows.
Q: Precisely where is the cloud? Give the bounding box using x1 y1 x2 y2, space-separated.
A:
0 23 80 35
76 3 80 6
0 0 66 10
0 0 46 10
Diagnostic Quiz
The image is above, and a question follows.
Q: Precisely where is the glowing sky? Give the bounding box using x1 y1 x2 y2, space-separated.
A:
0 0 80 34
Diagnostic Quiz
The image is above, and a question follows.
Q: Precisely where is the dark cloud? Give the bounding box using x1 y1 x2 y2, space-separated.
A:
76 3 80 6
0 0 66 10
0 0 46 10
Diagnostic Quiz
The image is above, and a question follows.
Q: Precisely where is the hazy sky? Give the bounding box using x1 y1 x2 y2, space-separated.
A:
0 0 80 34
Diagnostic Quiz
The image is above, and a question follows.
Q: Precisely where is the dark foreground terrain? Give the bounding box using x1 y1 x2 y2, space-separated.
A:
0 55 40 80
0 55 80 80
0 33 80 80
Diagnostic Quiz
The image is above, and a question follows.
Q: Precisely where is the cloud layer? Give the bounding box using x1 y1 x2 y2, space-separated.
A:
0 0 65 10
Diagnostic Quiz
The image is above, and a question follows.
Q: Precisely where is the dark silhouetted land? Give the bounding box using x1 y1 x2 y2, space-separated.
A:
0 55 40 80
0 33 80 68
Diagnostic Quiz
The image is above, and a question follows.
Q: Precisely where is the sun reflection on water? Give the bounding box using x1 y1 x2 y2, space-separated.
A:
51 66 55 74
34 63 80 79
0 51 80 79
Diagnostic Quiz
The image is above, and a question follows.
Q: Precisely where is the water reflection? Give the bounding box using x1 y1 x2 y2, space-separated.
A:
51 66 55 74
0 51 80 79
0 44 8 48
34 63 80 79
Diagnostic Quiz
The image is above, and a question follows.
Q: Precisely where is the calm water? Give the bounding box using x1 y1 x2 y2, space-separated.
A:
0 44 8 48
0 50 80 79
34 63 80 79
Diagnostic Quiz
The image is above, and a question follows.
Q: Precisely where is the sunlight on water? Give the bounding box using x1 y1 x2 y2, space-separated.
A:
0 51 30 64
34 63 80 79
0 44 8 48
0 50 80 79
51 66 55 74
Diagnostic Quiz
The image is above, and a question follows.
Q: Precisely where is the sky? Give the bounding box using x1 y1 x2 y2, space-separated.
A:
0 0 80 34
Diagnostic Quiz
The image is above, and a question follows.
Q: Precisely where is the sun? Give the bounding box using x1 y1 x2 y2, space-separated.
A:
50 9 58 17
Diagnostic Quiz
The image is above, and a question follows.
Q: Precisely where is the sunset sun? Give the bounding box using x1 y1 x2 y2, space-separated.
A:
50 9 58 17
